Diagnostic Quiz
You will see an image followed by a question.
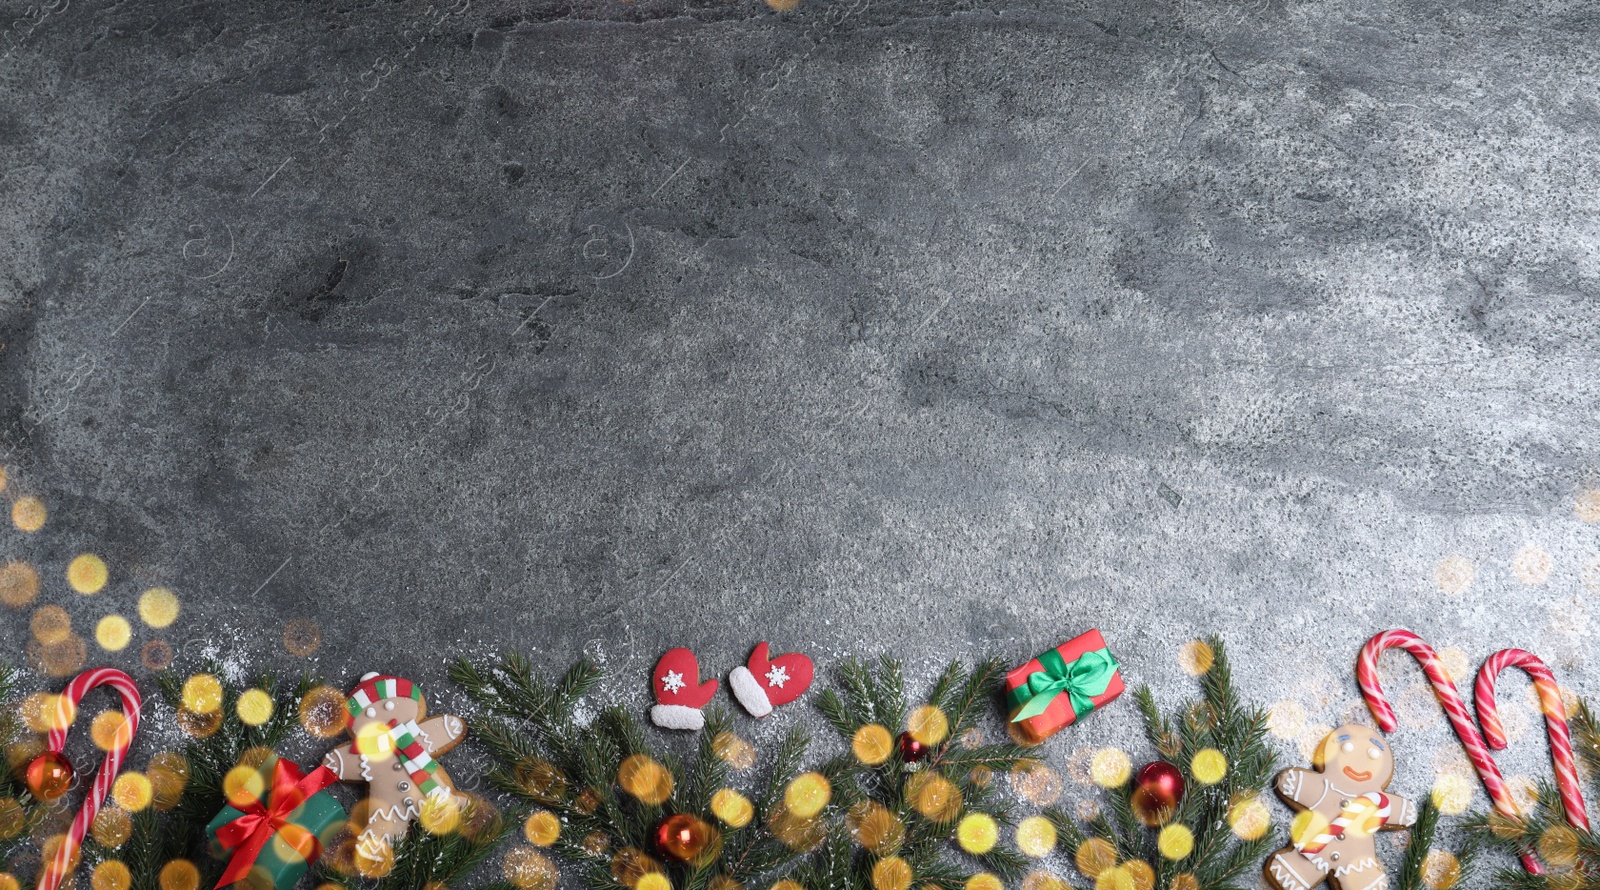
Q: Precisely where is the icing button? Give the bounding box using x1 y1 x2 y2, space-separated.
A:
404 798 414 807
399 782 410 791
393 762 404 771
1330 853 1340 862
1340 799 1350 807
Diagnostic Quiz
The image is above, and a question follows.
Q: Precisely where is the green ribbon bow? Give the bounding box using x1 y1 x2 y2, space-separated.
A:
1008 646 1119 723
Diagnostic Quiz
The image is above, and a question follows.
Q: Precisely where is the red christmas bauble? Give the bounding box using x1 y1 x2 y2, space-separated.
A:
26 750 73 801
1132 761 1184 827
897 732 928 763
655 813 710 862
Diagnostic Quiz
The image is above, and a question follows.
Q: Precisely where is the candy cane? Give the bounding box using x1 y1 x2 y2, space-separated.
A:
1476 648 1589 833
36 668 142 890
1356 630 1541 875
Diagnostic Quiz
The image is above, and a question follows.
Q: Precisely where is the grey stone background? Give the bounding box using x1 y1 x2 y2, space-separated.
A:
2 0 1599 885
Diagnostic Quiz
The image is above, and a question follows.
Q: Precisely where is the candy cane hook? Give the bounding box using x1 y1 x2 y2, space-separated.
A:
1476 648 1588 833
1356 630 1541 875
34 668 142 890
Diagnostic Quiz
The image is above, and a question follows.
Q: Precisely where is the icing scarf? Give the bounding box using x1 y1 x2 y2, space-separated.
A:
382 720 444 797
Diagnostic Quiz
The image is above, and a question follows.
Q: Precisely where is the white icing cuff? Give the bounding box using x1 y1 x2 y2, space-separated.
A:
651 703 705 731
729 666 772 717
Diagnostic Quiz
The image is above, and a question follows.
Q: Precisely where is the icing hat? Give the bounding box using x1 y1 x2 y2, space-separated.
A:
346 671 422 716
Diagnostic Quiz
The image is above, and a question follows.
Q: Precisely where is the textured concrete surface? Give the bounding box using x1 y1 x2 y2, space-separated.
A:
3 0 1600 884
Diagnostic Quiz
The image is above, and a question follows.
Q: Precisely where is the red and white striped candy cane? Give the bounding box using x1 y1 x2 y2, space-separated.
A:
37 668 142 890
1356 630 1540 875
1476 648 1588 833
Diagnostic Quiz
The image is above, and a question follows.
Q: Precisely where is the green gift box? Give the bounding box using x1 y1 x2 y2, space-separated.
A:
206 756 346 890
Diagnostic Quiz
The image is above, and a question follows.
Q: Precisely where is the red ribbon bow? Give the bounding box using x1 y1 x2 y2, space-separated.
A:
215 760 338 886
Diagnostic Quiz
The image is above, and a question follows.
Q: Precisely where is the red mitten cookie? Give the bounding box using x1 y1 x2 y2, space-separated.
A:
651 648 719 731
729 642 813 718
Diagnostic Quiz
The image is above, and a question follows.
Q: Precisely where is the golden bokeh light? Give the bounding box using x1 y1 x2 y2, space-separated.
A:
575 787 601 815
1074 837 1116 877
1021 872 1067 890
870 856 911 890
138 588 180 628
524 811 560 847
1577 489 1600 522
1122 860 1154 890
355 842 396 879
355 720 396 760
503 847 558 890
91 711 132 752
1177 640 1213 676
618 754 673 806
96 615 133 652
907 705 949 746
299 686 351 739
965 875 1002 890
1009 760 1063 805
12 496 46 532
1157 824 1194 860
609 847 661 888
0 561 39 608
181 674 223 714
852 724 893 765
1434 554 1473 594
1170 875 1199 890
516 760 567 803
283 619 322 657
68 554 109 594
1513 545 1552 585
41 834 82 874
419 793 463 835
1190 749 1227 785
955 813 998 855
784 772 831 819
969 764 992 787
1090 748 1132 788
1430 774 1473 815
1015 816 1056 858
32 605 71 644
35 633 88 676
711 788 754 828
1267 700 1306 740
906 772 960 823
23 692 71 732
771 882 803 890
91 860 132 890
236 689 274 727
1436 647 1470 685
141 639 174 671
0 874 16 890
224 761 267 809
150 752 189 810
1538 824 1581 869
1227 794 1271 841
636 875 670 890
111 771 153 811
1421 850 1461 890
847 801 904 855
177 706 222 739
767 801 827 852
713 731 756 770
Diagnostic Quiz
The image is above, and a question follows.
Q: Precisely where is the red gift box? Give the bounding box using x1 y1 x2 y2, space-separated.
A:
1005 629 1124 745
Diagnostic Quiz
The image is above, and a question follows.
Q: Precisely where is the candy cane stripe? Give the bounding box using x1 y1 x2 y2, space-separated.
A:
1297 793 1390 855
1357 630 1541 876
1476 649 1589 833
38 668 142 890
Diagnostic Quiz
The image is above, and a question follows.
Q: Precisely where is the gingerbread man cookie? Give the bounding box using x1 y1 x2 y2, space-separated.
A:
1266 725 1418 890
322 673 467 860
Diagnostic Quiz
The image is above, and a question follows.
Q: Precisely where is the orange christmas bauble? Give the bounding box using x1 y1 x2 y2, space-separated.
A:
654 813 710 862
26 751 73 801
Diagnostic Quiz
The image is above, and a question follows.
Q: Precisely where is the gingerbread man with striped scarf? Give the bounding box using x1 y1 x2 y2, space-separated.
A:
1266 724 1417 890
323 673 467 863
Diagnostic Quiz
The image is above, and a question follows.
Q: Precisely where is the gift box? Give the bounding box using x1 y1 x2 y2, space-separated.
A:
1005 629 1124 745
206 756 346 890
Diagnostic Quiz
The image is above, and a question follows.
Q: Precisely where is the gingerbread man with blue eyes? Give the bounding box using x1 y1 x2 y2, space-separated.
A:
1266 724 1418 890
322 673 467 862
